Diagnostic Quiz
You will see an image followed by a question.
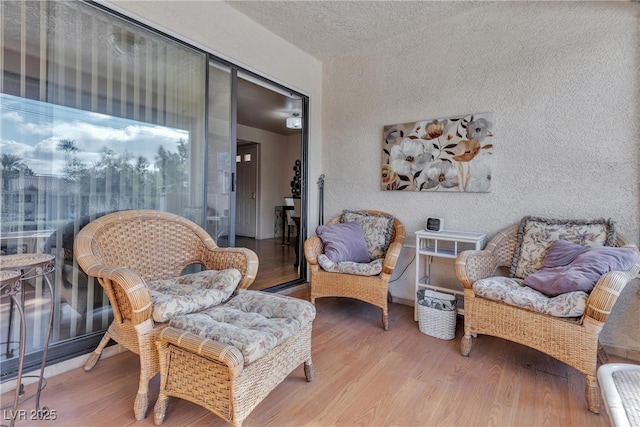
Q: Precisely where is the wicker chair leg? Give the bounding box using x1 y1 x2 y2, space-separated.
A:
382 312 389 331
461 334 473 356
134 390 148 421
304 360 315 382
133 363 153 421
585 375 600 414
83 332 111 371
153 394 169 425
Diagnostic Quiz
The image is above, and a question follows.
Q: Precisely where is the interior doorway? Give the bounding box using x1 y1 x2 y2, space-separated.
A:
235 144 258 238
233 75 307 290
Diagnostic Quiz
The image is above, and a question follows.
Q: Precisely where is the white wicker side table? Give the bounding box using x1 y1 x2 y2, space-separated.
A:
597 363 640 427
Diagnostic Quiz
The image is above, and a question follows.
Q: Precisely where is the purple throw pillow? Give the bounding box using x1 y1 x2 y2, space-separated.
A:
523 239 640 297
316 221 370 263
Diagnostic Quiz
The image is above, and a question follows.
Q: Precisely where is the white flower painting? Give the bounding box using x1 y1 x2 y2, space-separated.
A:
382 113 494 192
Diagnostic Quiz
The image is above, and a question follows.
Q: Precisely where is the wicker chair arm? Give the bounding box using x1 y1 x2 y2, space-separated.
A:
455 250 499 289
382 241 403 275
304 236 324 265
584 264 640 323
202 247 259 291
158 327 245 378
88 265 153 326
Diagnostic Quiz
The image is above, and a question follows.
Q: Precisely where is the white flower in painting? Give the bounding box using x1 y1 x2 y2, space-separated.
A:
464 152 492 192
466 118 492 142
389 138 432 177
423 160 459 189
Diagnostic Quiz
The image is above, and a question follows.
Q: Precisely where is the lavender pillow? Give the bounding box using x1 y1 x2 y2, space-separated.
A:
316 221 370 263
523 239 640 297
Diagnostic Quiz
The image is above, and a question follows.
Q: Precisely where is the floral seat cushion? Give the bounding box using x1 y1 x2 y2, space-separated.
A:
147 268 241 323
473 276 587 318
168 290 316 365
317 254 383 276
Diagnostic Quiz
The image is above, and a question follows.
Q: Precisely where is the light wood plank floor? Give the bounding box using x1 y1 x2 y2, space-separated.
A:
238 236 299 291
3 295 632 427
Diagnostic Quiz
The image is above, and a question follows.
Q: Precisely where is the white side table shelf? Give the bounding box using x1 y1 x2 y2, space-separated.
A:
414 230 486 320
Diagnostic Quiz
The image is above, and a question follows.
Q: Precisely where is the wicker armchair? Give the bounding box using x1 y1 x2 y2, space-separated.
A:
74 209 259 420
304 210 406 330
455 223 640 413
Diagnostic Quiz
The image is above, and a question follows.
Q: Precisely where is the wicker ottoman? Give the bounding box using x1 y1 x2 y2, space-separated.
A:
153 290 316 427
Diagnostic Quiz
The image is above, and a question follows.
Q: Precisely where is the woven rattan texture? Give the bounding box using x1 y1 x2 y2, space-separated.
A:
417 305 456 340
612 369 640 426
156 323 313 427
74 209 258 421
456 222 640 414
305 210 406 330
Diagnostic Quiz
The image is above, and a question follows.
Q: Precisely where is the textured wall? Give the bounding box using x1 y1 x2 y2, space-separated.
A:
322 2 639 355
323 1 638 240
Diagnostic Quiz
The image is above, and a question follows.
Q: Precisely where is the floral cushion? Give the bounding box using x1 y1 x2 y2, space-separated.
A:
168 290 316 365
317 254 383 276
147 268 241 323
473 276 587 318
510 216 616 279
341 210 394 260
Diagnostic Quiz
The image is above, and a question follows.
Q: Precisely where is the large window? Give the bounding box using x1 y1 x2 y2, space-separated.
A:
1 0 206 377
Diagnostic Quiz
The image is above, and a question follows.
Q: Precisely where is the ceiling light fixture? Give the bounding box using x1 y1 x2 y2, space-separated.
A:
109 31 140 57
286 113 302 129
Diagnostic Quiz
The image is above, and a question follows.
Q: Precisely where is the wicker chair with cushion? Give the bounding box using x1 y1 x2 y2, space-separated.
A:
455 217 640 413
304 210 406 330
74 209 259 420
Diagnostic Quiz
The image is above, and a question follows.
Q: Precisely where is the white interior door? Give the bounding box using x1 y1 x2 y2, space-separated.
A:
235 144 258 237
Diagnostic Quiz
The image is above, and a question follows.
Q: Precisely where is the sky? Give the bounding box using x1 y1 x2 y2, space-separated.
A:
0 93 189 176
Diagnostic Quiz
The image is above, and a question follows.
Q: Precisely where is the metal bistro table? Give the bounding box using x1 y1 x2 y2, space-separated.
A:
1 253 55 426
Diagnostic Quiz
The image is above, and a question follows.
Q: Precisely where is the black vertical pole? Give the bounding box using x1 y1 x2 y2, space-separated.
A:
317 174 325 226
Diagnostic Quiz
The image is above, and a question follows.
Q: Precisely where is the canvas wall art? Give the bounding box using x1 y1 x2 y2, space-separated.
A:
382 113 494 192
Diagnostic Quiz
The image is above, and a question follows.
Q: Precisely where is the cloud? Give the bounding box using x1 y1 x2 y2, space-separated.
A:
1 110 24 123
0 139 34 158
0 138 63 175
1 93 190 176
86 111 111 121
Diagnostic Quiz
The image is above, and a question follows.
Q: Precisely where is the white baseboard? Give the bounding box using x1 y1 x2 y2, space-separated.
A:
0 343 127 394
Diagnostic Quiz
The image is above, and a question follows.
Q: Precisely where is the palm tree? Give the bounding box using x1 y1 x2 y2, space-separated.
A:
1 153 24 171
56 139 79 156
1 153 32 188
56 139 86 181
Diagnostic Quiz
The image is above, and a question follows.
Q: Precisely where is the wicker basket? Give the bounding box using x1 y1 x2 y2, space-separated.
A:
417 289 457 340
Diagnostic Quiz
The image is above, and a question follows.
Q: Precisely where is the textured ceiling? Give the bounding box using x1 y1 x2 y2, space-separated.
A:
225 1 490 61
228 0 626 134
228 1 491 135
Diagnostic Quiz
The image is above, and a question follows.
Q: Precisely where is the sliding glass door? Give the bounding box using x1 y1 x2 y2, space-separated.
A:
206 61 235 247
0 0 308 379
0 0 207 376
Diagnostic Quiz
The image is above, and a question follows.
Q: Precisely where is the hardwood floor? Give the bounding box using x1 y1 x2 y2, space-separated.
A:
237 236 300 291
3 294 630 427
